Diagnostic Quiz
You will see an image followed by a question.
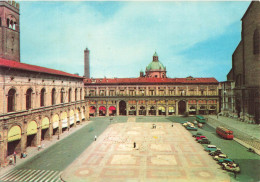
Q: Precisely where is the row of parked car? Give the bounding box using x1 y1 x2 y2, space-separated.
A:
192 132 241 173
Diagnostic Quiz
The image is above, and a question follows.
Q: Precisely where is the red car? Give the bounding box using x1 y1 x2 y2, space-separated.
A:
196 135 206 141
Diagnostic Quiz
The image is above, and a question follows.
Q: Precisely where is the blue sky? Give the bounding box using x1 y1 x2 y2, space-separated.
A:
20 1 251 82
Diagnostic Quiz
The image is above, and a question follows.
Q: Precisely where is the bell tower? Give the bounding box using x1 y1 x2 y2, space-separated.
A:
0 1 20 62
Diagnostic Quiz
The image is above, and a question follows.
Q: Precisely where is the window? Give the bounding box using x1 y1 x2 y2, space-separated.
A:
253 29 260 55
75 88 77 101
7 88 16 112
26 88 33 110
68 88 71 102
80 89 82 100
52 88 56 105
61 88 64 103
40 88 45 107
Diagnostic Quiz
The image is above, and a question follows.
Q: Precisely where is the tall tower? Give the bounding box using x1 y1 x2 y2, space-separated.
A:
0 1 20 62
84 48 90 78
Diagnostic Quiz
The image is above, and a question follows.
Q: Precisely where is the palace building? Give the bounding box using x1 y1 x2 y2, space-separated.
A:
84 52 220 117
0 1 89 166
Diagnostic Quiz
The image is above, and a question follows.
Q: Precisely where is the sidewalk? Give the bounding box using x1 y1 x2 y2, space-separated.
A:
0 120 92 177
206 115 260 155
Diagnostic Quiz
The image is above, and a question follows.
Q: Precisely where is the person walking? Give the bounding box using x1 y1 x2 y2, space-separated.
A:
13 152 16 164
94 135 97 141
133 142 136 148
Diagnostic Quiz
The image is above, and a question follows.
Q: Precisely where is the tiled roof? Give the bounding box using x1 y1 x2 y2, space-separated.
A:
0 58 83 79
84 77 218 84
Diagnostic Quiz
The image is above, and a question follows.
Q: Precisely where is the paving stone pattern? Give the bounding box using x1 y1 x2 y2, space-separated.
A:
61 121 230 182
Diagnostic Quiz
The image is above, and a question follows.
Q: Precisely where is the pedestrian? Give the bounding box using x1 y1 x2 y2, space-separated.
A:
38 145 41 151
94 135 97 141
13 151 16 164
9 157 13 165
172 123 174 127
133 142 136 148
58 134 60 140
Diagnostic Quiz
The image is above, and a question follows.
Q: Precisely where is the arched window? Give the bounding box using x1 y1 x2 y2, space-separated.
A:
80 89 82 100
26 88 33 110
6 18 10 28
40 88 45 107
7 88 16 112
253 29 260 55
68 88 71 102
75 88 77 101
60 88 64 103
51 88 56 105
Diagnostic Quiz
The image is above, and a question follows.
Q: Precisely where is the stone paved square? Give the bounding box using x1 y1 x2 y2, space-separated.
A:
61 121 230 182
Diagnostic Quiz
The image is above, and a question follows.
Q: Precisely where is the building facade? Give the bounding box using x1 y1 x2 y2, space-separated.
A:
227 1 260 124
0 1 89 166
85 53 220 117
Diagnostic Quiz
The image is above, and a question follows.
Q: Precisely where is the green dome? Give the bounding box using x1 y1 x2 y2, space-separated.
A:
146 61 166 71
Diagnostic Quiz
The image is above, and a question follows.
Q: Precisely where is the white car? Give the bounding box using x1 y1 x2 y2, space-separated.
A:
214 154 228 161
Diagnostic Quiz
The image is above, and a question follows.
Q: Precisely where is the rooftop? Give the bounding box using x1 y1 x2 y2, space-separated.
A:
0 58 83 79
84 77 218 84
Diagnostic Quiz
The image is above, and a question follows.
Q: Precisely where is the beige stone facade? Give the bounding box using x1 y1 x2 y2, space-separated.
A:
85 78 219 117
227 1 260 124
0 0 89 166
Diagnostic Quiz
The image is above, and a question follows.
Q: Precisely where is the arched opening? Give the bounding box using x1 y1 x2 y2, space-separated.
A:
41 117 50 140
119 100 126 115
69 110 75 127
178 100 186 115
80 89 82 100
61 112 68 132
75 88 78 101
8 125 22 156
81 107 85 121
99 106 106 116
139 106 146 116
7 88 16 112
189 106 196 115
40 88 45 107
109 106 116 116
158 106 166 115
60 88 64 103
26 88 33 110
26 121 37 147
168 106 175 115
129 106 136 115
89 106 96 117
52 114 59 135
209 106 216 115
149 106 156 115
76 109 81 123
253 29 260 55
51 88 56 105
199 105 206 115
68 88 71 102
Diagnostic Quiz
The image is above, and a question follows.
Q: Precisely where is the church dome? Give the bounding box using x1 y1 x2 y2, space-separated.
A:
146 52 166 71
146 61 166 71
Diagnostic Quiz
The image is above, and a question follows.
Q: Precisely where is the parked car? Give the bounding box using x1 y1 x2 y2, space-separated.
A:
209 149 222 156
186 126 198 131
198 138 211 144
196 135 206 141
192 132 202 137
214 154 228 161
205 145 220 152
218 158 233 164
222 162 241 173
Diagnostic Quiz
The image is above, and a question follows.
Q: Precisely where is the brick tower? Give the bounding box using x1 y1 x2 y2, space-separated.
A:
0 1 20 62
84 48 90 78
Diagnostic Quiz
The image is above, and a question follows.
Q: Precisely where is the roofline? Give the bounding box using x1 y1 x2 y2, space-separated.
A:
0 59 83 79
241 1 254 21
